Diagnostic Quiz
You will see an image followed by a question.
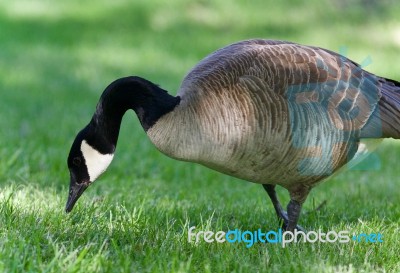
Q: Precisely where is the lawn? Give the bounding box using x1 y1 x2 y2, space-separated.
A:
0 0 399 272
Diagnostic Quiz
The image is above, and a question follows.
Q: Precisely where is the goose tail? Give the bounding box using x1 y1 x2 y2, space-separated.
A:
378 77 400 139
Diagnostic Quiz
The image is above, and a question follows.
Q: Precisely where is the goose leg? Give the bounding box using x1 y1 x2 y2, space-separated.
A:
262 184 305 232
262 184 288 221
285 199 303 232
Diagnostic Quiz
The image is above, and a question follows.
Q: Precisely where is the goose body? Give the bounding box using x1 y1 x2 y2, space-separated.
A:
66 39 400 230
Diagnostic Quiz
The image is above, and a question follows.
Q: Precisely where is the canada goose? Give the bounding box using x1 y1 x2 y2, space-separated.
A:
66 39 400 231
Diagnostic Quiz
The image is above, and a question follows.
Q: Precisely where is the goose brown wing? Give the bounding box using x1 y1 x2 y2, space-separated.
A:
179 39 381 134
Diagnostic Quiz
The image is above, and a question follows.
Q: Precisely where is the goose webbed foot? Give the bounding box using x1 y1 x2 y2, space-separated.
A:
262 184 306 232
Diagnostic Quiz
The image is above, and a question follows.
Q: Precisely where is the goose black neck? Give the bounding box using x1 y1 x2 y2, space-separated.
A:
87 76 180 153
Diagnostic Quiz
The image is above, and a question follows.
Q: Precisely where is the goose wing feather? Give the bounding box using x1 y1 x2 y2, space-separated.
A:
179 39 381 133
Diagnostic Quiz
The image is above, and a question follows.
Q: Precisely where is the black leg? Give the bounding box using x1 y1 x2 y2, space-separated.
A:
262 184 287 221
262 184 305 232
286 199 302 232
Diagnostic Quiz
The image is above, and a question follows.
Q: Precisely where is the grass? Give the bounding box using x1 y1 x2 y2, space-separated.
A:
0 0 399 272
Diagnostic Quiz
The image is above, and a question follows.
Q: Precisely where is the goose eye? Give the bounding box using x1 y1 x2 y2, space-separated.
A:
73 157 82 166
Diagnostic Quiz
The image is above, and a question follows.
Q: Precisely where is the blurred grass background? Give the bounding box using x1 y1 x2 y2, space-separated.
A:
0 0 399 272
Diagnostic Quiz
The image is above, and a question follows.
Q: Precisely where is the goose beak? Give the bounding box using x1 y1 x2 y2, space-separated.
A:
65 180 89 213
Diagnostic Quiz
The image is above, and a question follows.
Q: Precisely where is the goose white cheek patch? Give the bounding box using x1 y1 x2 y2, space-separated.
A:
81 140 114 182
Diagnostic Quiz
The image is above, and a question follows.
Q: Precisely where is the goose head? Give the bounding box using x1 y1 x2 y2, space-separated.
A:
66 125 115 212
65 76 180 212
